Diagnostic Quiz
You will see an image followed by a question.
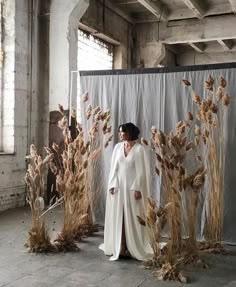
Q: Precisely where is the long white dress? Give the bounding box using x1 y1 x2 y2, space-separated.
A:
99 142 153 261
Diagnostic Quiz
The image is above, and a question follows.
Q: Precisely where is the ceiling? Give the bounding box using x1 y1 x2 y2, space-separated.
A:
110 0 235 22
108 0 236 56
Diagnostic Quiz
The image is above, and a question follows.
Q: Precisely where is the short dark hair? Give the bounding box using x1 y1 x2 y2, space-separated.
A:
118 122 140 141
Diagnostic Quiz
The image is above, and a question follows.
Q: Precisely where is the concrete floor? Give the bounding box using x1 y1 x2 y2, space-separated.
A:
0 207 236 287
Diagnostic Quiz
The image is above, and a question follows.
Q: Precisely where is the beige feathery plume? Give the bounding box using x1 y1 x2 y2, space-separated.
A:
222 94 230 106
216 87 224 101
30 144 37 158
155 166 160 176
192 92 201 104
49 162 57 174
58 104 64 115
210 103 218 114
44 147 52 155
187 112 193 121
151 126 157 134
219 76 226 88
194 136 200 146
141 137 149 146
205 75 214 91
193 173 205 189
82 92 88 102
43 153 54 165
85 104 92 120
155 130 166 146
182 79 191 86
137 216 146 226
194 125 201 136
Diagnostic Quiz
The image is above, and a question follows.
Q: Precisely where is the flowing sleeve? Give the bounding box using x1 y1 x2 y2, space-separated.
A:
130 144 151 196
107 143 120 191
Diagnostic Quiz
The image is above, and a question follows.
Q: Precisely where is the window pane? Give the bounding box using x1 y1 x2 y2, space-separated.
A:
78 30 113 71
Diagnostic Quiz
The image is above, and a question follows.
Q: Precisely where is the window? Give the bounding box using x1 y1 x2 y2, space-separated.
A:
78 29 113 70
0 0 15 154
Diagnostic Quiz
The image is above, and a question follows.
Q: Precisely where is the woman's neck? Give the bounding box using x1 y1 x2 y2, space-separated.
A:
124 140 136 148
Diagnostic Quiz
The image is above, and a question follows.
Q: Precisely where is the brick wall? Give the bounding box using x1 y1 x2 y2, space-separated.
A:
0 186 25 212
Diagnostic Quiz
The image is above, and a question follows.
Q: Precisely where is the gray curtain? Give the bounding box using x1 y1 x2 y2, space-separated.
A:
80 65 236 244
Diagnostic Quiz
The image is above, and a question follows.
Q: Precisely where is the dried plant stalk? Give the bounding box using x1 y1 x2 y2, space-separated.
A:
51 98 112 251
205 125 224 242
138 75 230 281
153 262 187 283
184 75 230 246
141 86 209 280
138 198 171 268
24 145 56 253
24 221 55 253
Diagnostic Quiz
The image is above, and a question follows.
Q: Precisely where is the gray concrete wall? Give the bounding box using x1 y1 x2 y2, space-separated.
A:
134 21 236 67
133 23 176 68
0 0 30 211
0 0 50 212
49 0 89 112
80 0 133 69
177 51 236 66
0 0 91 212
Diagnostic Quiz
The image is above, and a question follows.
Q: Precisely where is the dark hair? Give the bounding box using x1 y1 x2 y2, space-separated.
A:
118 122 140 141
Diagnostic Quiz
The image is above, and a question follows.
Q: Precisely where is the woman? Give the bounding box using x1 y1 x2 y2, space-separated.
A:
99 122 153 261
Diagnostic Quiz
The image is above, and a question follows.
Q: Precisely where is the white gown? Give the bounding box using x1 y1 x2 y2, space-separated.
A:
99 142 153 261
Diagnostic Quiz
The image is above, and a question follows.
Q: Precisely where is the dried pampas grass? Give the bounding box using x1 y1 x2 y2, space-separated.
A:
50 95 112 251
183 75 231 248
138 198 171 268
24 144 57 253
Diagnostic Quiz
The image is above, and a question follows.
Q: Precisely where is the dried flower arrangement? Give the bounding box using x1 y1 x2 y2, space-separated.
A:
24 144 57 253
183 75 230 252
51 96 112 251
139 75 230 281
141 111 206 281
24 92 112 253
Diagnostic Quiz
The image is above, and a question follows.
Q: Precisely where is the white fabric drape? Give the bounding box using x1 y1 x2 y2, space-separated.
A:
80 65 236 244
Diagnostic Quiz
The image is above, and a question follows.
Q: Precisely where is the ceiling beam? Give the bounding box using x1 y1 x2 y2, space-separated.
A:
115 0 138 4
177 50 236 66
165 45 179 55
158 14 236 44
137 0 168 21
103 0 134 24
228 0 236 13
217 39 233 51
188 42 205 53
182 0 206 18
133 4 232 23
79 23 121 45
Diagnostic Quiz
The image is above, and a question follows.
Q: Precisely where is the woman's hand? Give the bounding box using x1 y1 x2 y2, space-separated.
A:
109 188 115 195
134 191 142 200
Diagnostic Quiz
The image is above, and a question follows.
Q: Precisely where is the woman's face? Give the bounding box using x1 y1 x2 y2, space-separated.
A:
119 127 129 141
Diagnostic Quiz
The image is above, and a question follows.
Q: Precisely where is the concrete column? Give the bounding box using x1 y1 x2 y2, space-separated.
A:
136 41 166 68
49 0 89 111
